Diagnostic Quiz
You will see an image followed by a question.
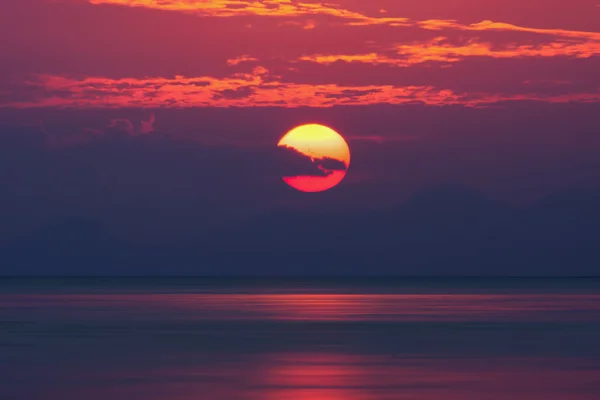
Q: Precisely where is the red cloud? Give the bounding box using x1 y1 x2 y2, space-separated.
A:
4 72 599 109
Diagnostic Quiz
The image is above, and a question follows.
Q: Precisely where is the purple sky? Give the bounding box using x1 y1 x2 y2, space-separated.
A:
1 0 599 246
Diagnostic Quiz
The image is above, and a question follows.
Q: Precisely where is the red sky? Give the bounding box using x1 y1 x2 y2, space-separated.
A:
1 0 599 108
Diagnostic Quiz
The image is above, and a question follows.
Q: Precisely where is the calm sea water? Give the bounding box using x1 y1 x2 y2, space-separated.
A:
1 277 600 400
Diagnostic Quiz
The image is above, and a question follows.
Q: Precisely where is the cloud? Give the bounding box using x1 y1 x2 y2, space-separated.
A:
107 114 156 135
277 145 347 177
347 135 417 144
2 72 599 109
212 86 256 100
320 88 383 100
108 118 135 135
318 157 347 171
419 19 600 41
22 113 160 149
0 123 356 245
139 113 155 134
2 101 600 246
86 0 411 26
299 37 600 68
1 1 598 109
84 0 600 43
0 127 309 243
226 55 259 66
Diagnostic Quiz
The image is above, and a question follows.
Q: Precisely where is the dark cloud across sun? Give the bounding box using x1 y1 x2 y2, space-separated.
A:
277 145 348 178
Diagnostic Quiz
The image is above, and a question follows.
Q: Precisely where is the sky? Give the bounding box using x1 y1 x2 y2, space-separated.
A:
1 1 600 274
2 0 600 108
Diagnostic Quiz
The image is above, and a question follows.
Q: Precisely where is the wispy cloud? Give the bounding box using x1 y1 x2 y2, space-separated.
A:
86 0 410 25
2 2 596 109
85 0 600 43
419 20 600 41
3 72 599 109
299 37 600 67
226 55 259 66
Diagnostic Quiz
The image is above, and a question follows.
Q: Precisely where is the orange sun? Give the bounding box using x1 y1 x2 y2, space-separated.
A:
277 124 351 192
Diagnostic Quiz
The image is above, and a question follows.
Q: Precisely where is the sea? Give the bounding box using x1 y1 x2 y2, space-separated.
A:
1 277 600 400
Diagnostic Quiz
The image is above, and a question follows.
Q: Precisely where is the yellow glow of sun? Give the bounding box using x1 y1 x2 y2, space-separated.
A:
277 124 351 192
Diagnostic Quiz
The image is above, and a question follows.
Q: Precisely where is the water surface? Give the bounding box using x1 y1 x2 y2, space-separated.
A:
1 278 600 399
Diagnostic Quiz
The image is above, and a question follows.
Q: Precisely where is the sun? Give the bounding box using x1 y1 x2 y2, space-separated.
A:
277 124 351 192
